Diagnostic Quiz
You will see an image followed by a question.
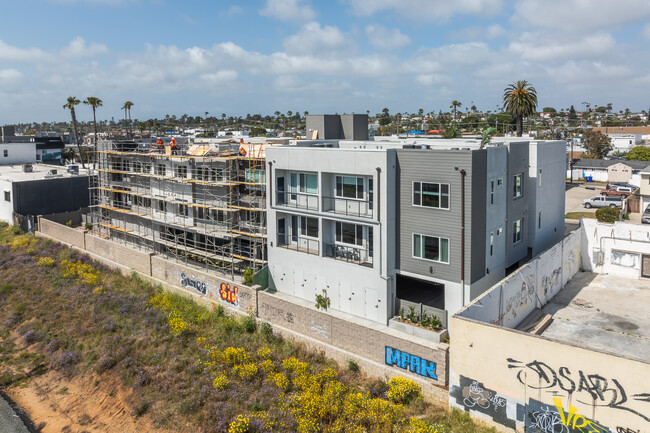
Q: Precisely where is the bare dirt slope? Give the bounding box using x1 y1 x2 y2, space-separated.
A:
5 370 166 433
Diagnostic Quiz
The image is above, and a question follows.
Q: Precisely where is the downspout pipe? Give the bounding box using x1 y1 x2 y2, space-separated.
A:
455 167 467 307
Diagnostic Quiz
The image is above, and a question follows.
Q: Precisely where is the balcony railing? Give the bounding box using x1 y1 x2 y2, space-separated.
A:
324 243 373 266
322 196 373 218
275 191 319 211
277 231 319 255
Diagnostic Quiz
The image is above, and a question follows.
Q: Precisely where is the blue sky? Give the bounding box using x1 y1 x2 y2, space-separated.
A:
2 0 650 123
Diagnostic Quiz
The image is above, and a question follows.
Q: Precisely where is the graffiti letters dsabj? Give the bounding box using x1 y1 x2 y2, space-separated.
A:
450 376 515 428
384 347 437 380
180 272 207 295
508 358 650 423
219 282 238 306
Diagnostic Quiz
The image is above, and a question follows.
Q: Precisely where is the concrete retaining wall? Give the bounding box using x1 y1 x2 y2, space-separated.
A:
38 217 86 250
84 236 152 276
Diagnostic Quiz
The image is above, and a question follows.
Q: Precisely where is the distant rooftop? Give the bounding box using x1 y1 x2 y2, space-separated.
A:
0 163 90 183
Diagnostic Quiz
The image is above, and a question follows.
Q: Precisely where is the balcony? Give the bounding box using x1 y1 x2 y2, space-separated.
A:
324 243 373 266
275 191 319 212
322 196 373 219
277 231 319 255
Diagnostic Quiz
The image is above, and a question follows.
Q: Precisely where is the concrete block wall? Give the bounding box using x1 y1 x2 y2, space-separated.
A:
37 216 449 393
38 217 86 250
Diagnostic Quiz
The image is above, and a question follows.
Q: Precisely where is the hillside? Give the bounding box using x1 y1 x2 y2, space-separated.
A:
0 224 493 433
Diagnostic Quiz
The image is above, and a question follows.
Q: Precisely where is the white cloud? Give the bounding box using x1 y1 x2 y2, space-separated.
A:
643 24 650 40
0 68 24 82
0 40 46 62
486 24 505 39
508 32 617 62
346 0 503 20
60 37 108 59
260 0 315 22
514 0 650 32
365 25 410 50
283 22 351 56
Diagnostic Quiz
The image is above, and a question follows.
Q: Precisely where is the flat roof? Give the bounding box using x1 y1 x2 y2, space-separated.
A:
0 164 90 183
540 272 650 362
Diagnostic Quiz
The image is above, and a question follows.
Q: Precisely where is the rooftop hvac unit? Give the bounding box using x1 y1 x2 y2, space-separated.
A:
22 164 33 173
311 143 333 148
403 144 430 149
66 164 80 175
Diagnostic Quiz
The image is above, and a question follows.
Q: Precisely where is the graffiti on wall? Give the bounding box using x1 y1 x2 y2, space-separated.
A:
616 428 640 433
450 376 515 428
527 398 611 433
508 358 650 423
385 347 437 380
219 282 238 306
180 272 207 295
261 302 295 323
539 266 561 298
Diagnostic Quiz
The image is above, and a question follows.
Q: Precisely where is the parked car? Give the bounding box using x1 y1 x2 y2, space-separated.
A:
584 196 623 209
606 182 636 190
600 185 634 197
642 207 650 224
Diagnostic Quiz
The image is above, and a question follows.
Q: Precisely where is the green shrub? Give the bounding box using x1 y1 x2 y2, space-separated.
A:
259 322 273 340
240 313 257 333
84 222 93 230
346 359 359 373
242 267 254 285
65 220 73 227
595 207 619 223
315 289 331 310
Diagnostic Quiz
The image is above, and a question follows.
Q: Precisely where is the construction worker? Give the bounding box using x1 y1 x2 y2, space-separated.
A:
156 139 164 152
171 138 178 155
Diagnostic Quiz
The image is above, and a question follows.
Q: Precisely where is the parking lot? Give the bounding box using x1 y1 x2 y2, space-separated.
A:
565 182 603 214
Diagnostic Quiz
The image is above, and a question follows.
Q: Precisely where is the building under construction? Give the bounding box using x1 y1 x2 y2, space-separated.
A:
88 139 268 280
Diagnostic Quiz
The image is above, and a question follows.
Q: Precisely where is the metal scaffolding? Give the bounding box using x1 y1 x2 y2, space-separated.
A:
88 139 267 281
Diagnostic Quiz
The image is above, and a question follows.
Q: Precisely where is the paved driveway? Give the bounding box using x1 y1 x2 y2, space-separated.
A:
0 392 31 433
565 182 603 214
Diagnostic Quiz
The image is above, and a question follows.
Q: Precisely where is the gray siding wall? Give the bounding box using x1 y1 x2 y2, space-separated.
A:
12 176 90 216
340 114 369 141
470 151 487 283
396 150 476 285
506 142 529 267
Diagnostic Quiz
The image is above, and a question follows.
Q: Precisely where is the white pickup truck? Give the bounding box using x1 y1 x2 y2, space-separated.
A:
583 196 623 209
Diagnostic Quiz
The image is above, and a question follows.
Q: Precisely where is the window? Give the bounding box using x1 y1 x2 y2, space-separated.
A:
211 209 227 222
178 204 188 217
490 180 494 205
300 216 318 238
336 176 364 199
490 231 494 256
513 219 522 244
175 165 188 178
413 234 449 263
538 169 542 187
36 154 41 161
538 210 542 229
513 174 523 198
157 200 165 212
3 149 7 157
155 163 166 176
497 178 503 186
336 222 363 246
245 169 266 185
299 173 317 193
413 182 450 209
4 191 10 202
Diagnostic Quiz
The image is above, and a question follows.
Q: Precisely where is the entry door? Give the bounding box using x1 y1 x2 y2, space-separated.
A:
642 255 650 278
276 177 285 204
277 218 286 244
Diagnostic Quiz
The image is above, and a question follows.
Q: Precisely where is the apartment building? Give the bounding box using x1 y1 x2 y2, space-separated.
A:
266 125 565 325
90 139 268 278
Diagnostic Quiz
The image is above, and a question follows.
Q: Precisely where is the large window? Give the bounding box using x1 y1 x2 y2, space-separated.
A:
413 182 450 209
336 222 363 246
413 234 449 263
300 216 319 238
290 172 318 195
336 176 364 199
513 218 522 244
513 174 522 198
4 191 9 202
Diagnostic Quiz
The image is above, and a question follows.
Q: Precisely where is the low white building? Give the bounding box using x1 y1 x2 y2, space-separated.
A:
0 142 37 165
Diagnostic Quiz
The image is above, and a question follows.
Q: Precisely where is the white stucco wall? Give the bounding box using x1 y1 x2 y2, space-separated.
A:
0 143 36 165
0 179 13 224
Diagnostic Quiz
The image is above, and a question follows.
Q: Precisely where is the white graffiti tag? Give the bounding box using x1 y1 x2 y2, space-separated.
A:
463 381 507 412
529 407 569 433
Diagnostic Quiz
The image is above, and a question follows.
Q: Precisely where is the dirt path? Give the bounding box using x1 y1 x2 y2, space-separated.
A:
5 370 166 433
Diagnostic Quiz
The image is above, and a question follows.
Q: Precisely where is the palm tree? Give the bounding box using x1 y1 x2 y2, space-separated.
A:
122 101 134 138
63 96 85 168
450 100 462 121
502 80 538 137
83 97 103 168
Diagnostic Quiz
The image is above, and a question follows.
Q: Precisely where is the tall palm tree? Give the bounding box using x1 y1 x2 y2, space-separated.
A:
83 97 103 169
450 100 462 121
63 96 85 168
502 80 538 137
122 101 134 138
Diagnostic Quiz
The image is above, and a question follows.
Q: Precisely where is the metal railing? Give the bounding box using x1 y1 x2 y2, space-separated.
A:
275 191 319 211
277 231 319 255
322 196 373 218
324 243 373 265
